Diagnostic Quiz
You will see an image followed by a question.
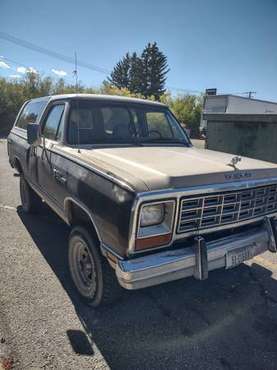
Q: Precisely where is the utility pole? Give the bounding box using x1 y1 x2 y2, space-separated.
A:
73 51 78 92
243 91 256 99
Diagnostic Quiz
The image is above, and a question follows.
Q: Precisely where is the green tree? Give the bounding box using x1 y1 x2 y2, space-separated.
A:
162 93 202 138
128 52 143 94
140 42 169 100
108 42 169 100
108 53 131 89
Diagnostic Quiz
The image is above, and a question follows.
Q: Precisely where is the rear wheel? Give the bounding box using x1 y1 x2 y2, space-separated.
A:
20 176 42 213
68 226 122 307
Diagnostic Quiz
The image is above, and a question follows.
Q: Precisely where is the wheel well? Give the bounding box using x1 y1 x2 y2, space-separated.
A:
66 201 100 247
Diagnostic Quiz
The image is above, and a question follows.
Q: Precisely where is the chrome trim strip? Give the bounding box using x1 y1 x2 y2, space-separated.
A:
64 196 102 239
128 177 277 255
63 198 124 260
10 129 27 140
101 243 124 261
10 129 135 193
28 180 68 224
51 146 135 193
137 177 277 199
117 226 270 290
63 199 124 261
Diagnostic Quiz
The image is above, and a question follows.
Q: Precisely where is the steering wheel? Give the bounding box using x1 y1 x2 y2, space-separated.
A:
149 130 162 139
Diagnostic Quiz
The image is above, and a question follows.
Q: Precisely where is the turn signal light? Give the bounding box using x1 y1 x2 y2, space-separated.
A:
135 233 172 251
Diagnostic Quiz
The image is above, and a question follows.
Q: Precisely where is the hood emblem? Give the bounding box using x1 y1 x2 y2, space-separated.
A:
227 156 241 170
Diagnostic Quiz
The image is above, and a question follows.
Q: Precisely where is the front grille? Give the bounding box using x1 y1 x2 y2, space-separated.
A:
177 184 277 234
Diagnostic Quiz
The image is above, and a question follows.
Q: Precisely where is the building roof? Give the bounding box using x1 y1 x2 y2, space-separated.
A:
210 94 277 106
203 94 277 115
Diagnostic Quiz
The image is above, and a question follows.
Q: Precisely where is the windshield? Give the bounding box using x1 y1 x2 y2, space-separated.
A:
67 100 190 146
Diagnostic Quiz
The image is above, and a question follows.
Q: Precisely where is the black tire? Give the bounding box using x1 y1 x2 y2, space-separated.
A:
68 226 122 307
20 176 43 213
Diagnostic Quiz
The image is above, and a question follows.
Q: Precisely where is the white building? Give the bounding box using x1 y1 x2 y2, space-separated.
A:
201 94 277 131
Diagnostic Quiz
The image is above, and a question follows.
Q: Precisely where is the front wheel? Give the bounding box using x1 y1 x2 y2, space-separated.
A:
68 226 122 307
20 176 42 213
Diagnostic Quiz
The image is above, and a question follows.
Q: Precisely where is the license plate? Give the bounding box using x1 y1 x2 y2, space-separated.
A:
226 245 255 269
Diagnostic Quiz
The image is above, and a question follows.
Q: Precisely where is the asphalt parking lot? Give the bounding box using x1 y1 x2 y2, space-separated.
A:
1 139 277 369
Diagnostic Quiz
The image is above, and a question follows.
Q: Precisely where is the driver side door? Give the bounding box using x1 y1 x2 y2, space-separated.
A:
36 102 67 212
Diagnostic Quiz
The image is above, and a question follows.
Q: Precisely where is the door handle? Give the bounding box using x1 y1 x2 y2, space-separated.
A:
53 168 67 184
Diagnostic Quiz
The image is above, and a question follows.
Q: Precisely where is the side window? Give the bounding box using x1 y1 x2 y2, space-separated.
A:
16 100 47 130
146 112 173 138
43 105 64 140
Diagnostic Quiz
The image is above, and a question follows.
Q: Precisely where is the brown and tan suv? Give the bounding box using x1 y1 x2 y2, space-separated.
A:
7 94 277 307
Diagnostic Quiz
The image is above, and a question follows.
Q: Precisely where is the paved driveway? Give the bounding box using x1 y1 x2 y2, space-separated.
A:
0 140 277 369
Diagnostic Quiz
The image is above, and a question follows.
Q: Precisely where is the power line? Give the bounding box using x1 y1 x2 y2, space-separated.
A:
218 90 258 98
1 32 213 95
0 56 30 69
0 32 207 94
0 31 110 75
241 91 256 99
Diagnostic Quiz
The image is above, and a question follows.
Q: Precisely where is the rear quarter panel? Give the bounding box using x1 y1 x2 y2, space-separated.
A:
8 128 30 174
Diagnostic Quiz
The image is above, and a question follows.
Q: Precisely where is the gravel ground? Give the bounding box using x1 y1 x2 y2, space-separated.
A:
1 140 277 369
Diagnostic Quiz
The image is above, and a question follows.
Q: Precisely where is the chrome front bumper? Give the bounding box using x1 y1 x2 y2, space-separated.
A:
116 217 277 290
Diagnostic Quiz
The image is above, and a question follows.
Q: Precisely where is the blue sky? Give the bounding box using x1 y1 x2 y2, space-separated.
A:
0 0 277 100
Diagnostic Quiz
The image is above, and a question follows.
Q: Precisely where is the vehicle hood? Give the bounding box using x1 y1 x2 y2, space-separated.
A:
60 145 277 192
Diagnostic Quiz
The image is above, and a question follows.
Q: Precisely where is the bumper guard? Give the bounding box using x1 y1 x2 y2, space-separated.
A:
116 216 277 290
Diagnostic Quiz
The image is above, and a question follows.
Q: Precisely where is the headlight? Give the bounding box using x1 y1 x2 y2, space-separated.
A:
135 200 176 251
140 204 165 227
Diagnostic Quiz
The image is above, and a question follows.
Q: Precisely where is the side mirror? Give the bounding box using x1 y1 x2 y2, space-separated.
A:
27 123 41 146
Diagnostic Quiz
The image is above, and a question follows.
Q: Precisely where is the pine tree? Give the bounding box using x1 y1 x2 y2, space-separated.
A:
108 42 169 100
108 53 131 89
128 52 143 94
141 42 169 100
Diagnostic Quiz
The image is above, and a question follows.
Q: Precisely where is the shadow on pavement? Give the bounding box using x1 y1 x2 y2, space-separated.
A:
17 205 277 370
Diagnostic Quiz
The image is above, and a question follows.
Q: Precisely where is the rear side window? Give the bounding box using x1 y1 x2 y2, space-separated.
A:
16 100 47 130
42 105 65 140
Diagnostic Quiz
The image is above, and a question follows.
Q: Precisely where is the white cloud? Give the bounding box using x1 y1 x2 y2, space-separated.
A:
51 68 67 77
0 61 10 69
28 67 38 74
9 74 22 79
17 66 27 74
17 66 38 74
